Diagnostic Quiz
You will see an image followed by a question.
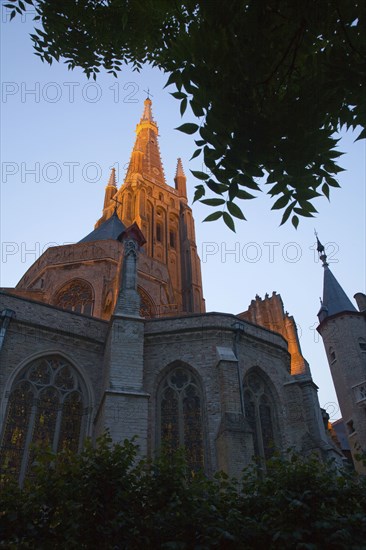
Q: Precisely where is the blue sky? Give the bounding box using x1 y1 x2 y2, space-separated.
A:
1 7 365 420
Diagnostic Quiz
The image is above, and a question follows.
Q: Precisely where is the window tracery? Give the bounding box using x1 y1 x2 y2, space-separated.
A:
159 366 204 471
243 370 277 461
0 356 87 483
54 279 93 315
138 287 155 318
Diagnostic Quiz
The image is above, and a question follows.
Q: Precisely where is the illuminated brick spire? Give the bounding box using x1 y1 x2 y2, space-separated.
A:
174 157 187 198
125 98 166 186
103 167 117 210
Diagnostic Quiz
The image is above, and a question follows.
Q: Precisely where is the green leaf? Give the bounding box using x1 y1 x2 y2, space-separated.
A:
171 91 187 99
325 176 341 188
236 189 256 200
223 212 236 232
229 182 238 201
203 211 223 222
227 201 246 220
292 215 299 229
237 174 260 190
190 99 204 117
280 202 295 226
190 170 209 181
164 72 177 89
327 150 344 159
193 185 205 203
355 128 366 142
268 181 287 196
266 171 278 184
175 123 198 135
200 198 226 206
190 148 202 161
322 183 330 200
180 97 188 116
271 194 291 210
206 179 228 195
294 208 315 217
245 164 264 178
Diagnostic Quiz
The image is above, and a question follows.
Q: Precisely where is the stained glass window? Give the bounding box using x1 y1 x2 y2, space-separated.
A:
54 279 93 315
159 366 204 471
243 370 277 461
0 355 87 484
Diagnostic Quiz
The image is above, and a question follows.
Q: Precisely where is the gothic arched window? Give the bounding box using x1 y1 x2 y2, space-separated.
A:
54 279 94 315
138 287 156 318
243 370 277 461
158 366 204 471
0 355 88 484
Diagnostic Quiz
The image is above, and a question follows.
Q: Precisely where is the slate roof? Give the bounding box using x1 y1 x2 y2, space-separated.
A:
78 212 126 243
321 266 357 317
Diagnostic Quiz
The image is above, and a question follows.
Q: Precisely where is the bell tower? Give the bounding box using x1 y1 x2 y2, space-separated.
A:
95 98 205 316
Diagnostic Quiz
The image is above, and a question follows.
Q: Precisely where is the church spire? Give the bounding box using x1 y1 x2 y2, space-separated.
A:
103 167 117 210
316 233 357 322
141 97 154 123
125 98 166 186
174 158 187 198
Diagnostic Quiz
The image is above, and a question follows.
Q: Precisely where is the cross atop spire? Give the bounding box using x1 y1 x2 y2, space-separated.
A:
314 231 328 267
143 87 153 100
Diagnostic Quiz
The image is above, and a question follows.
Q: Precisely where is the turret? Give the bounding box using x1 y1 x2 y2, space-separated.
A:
316 233 366 472
103 167 117 210
174 158 187 199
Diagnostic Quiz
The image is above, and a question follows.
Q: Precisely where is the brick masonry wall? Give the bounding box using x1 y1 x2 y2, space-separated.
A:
0 292 108 437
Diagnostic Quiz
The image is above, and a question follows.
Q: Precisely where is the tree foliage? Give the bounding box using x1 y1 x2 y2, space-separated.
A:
5 0 366 229
1 435 366 549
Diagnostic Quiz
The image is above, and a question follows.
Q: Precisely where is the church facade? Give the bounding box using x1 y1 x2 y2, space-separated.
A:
0 100 340 484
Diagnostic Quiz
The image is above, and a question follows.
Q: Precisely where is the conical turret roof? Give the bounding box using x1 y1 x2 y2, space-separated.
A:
316 234 357 321
321 265 357 317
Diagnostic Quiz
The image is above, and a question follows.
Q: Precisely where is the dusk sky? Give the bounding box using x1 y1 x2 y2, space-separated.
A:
1 6 365 420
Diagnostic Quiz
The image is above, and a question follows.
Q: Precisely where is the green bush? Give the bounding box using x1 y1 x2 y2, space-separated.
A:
1 436 365 549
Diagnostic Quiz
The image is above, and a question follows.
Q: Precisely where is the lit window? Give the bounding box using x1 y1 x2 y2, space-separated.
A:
0 356 87 484
158 366 204 472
